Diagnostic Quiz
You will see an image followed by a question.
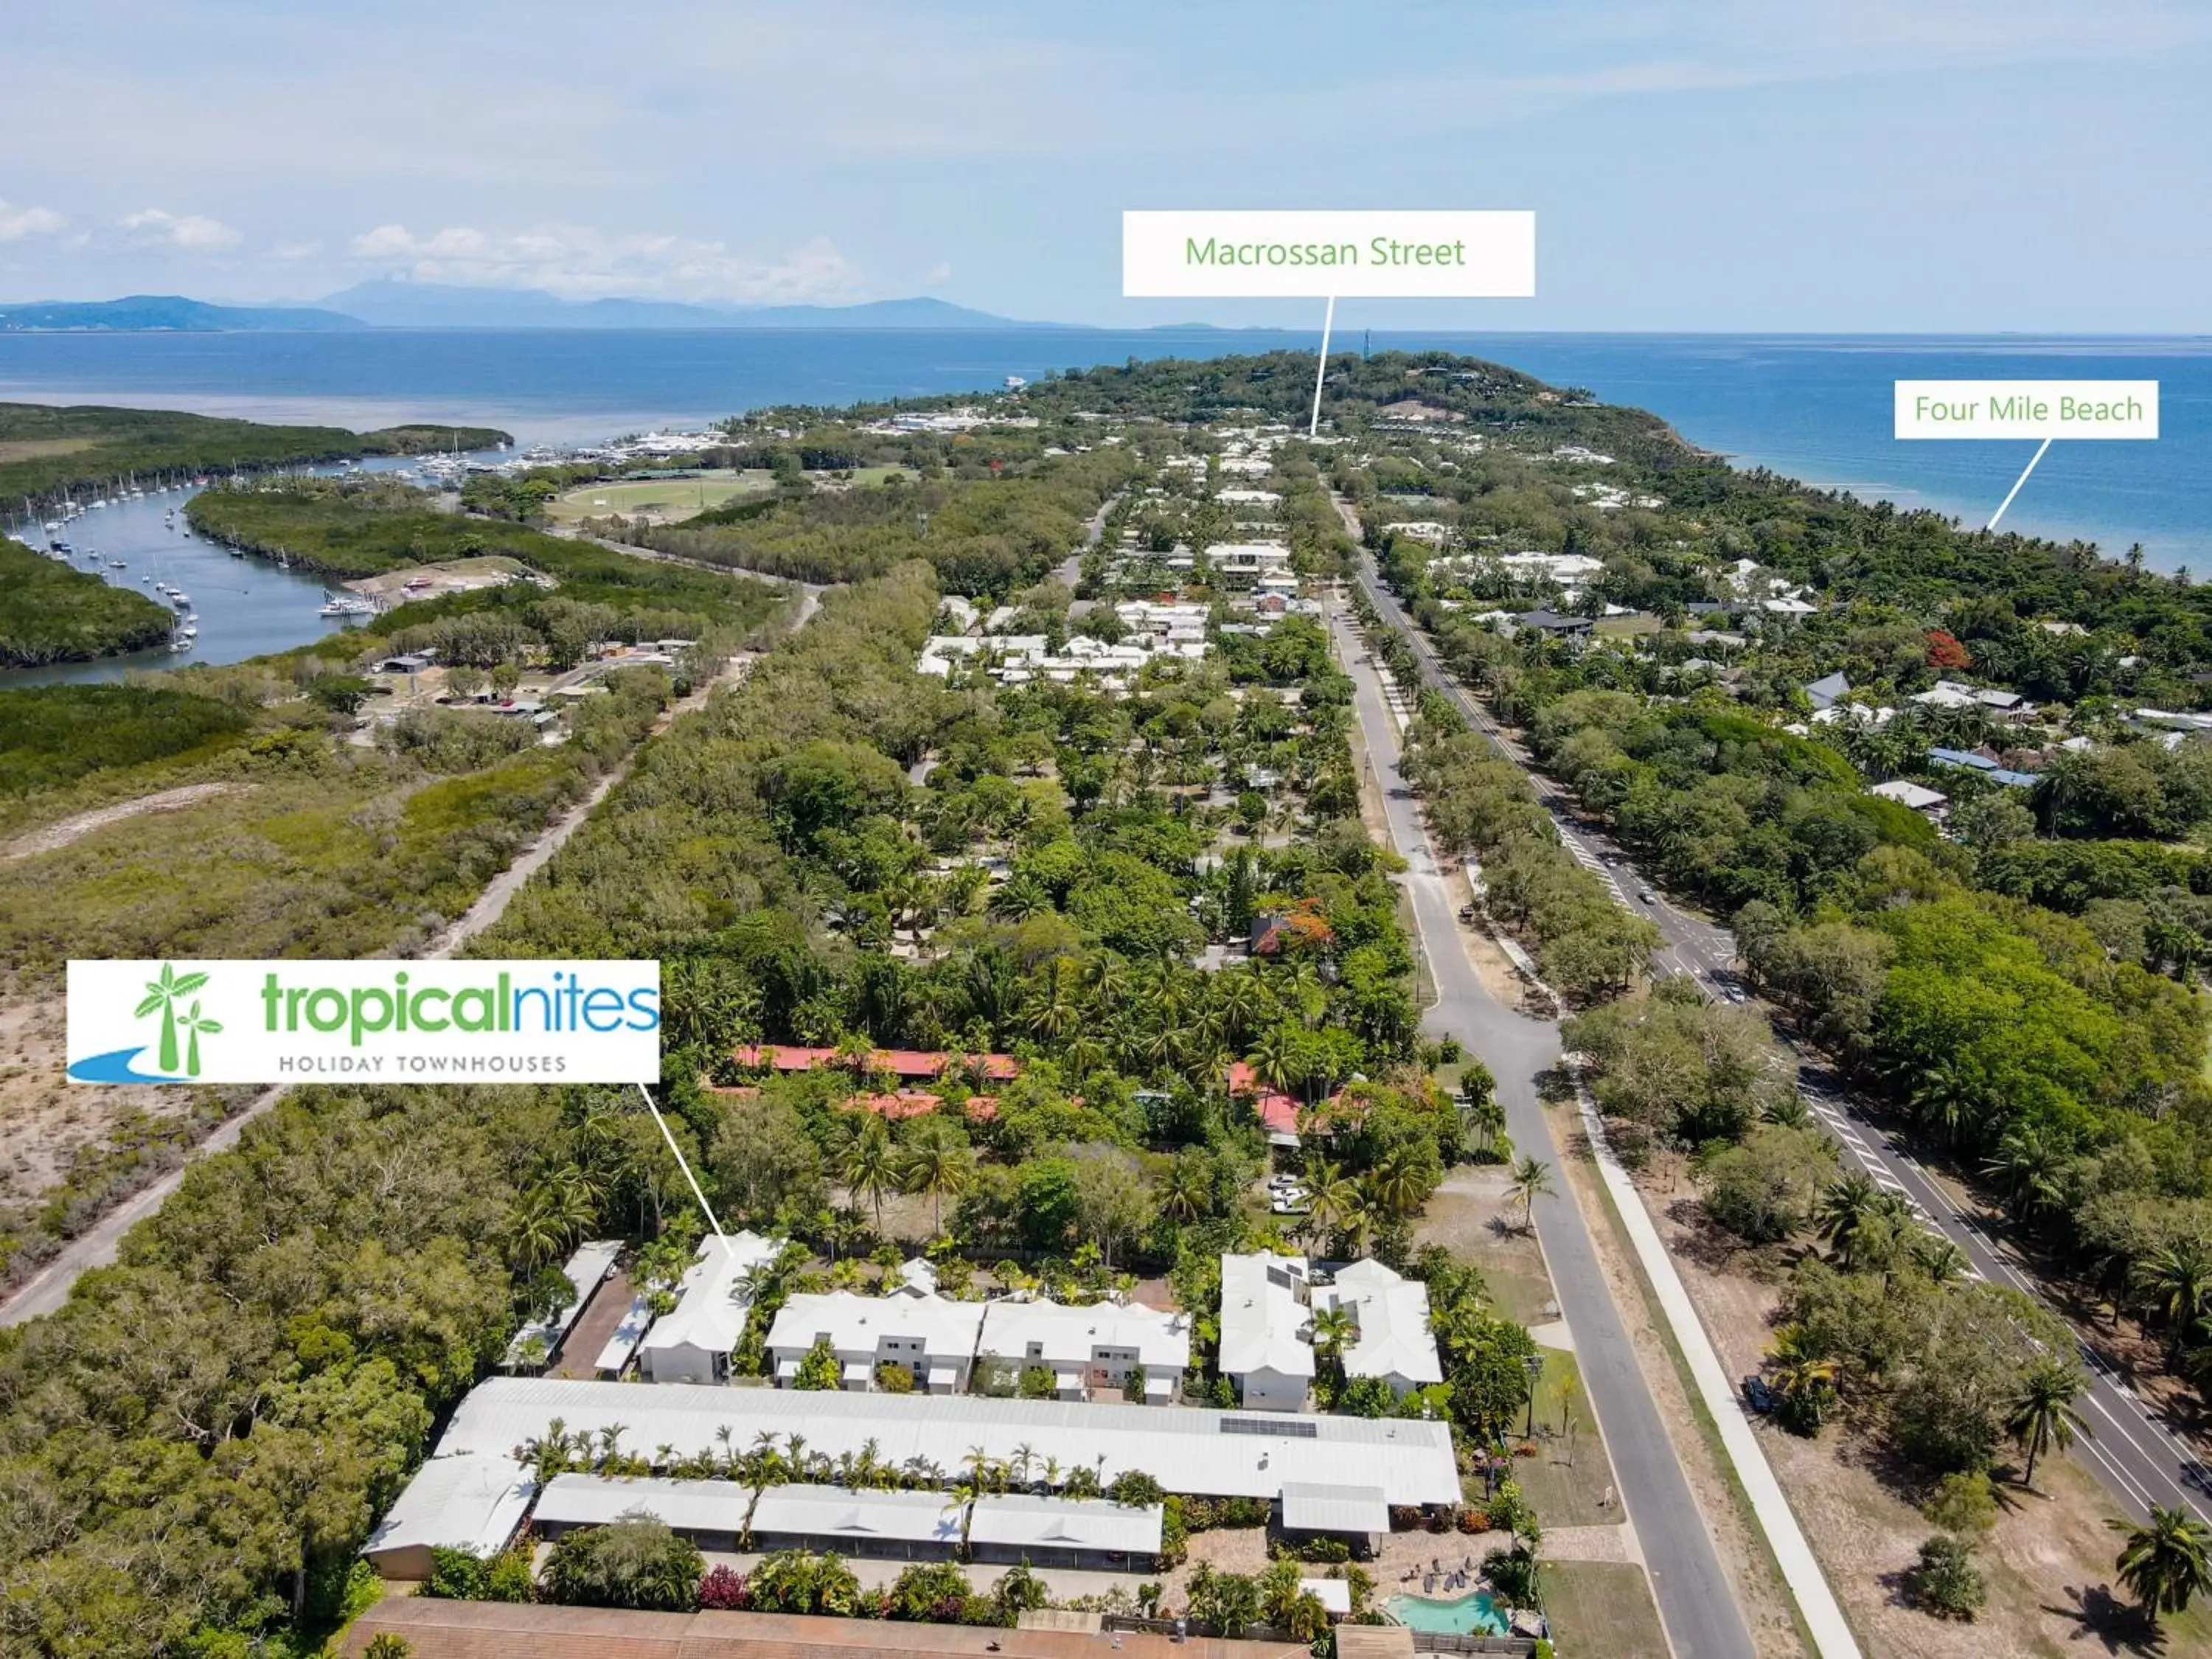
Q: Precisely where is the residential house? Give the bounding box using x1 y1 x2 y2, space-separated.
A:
1219 1252 1317 1411
765 1289 986 1394
975 1296 1192 1403
639 1231 785 1385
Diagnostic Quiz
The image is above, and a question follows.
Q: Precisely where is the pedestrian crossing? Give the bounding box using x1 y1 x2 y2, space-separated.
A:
1562 832 1633 908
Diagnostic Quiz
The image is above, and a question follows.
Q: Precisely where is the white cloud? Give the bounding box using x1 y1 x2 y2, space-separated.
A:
122 209 243 251
0 199 66 243
346 220 862 304
271 239 324 260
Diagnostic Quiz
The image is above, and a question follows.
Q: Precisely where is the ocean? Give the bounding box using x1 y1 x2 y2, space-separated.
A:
0 325 2205 577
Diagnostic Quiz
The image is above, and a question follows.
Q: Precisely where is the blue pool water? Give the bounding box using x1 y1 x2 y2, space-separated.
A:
1387 1590 1511 1635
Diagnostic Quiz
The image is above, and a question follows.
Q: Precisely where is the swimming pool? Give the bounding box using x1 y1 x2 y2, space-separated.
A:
1387 1590 1510 1635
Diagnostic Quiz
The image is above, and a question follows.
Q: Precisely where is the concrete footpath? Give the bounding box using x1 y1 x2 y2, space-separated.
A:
1350 606 1861 1659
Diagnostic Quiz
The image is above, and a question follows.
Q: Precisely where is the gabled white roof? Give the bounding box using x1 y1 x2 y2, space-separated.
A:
766 1290 984 1357
639 1231 782 1360
1220 1251 1315 1380
363 1454 534 1564
977 1297 1192 1371
1317 1260 1442 1387
969 1493 1163 1555
535 1472 749 1534
749 1483 964 1546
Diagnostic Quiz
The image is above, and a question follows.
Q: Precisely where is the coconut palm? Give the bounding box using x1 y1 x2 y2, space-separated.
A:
1366 1144 1430 1219
1908 1234 1972 1287
2135 1237 2212 1353
1766 1324 1840 1430
2004 1355 2091 1488
839 1116 900 1235
1246 1023 1303 1098
2110 1505 2212 1627
900 1116 975 1237
1310 1304 1354 1387
1506 1155 1556 1232
1984 1123 2066 1221
1303 1162 1359 1244
1026 961 1082 1043
135 961 209 1074
1155 1152 1211 1225
1815 1172 1882 1269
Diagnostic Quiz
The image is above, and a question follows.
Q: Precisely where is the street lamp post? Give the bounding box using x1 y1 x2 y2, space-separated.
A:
1523 1352 1545 1440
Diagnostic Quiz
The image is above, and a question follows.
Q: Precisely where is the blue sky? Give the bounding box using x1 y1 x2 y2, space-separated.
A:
2 0 2208 330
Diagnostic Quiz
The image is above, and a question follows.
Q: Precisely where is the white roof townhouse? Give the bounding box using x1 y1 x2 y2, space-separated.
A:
766 1288 987 1394
1314 1259 1443 1396
1219 1251 1317 1411
638 1231 784 1385
976 1296 1192 1402
1220 1253 1441 1410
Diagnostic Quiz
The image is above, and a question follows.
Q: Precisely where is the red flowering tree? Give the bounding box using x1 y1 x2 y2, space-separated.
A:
1925 630 1972 671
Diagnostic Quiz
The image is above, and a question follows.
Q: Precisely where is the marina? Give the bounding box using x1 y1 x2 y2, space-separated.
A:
0 456 482 687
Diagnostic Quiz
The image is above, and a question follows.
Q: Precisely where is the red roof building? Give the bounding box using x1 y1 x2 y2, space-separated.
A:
731 1045 1019 1082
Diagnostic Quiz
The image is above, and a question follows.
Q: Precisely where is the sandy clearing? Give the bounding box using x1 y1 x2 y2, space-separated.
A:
1 782 245 862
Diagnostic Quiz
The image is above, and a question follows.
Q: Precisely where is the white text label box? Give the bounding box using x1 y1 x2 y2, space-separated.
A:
1894 380 2157 440
1123 211 1535 299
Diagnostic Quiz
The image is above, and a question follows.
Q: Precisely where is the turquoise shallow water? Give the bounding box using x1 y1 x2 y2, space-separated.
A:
1388 1588 1511 1635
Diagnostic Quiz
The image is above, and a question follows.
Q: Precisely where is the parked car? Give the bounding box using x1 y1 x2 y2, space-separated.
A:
1742 1375 1776 1415
1638 887 1655 905
1456 904 1477 922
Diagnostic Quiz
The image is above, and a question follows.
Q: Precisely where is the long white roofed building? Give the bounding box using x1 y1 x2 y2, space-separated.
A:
425 1376 1458 1509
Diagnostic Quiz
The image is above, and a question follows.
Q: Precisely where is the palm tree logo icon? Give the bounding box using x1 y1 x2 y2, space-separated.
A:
135 962 215 1077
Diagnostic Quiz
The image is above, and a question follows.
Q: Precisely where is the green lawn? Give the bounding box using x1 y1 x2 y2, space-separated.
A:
1509 1346 1618 1526
1537 1561 1670 1659
549 470 774 524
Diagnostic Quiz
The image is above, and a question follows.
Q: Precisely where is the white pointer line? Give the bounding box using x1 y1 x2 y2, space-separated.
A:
1309 295 1336 439
1986 437 2053 531
637 1081 726 1238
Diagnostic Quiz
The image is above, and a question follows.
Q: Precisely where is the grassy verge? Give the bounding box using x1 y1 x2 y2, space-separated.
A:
1539 1561 1670 1659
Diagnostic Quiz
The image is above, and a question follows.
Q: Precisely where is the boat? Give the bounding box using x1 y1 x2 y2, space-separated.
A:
109 559 126 568
319 593 377 617
170 639 192 653
170 592 192 608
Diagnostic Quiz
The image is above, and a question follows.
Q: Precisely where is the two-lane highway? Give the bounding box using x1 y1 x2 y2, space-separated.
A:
1343 536 2212 1532
1330 598 1760 1658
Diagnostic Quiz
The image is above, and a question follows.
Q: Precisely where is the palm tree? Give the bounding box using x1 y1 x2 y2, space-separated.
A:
1766 1324 1840 1428
1155 1152 1211 1225
900 1116 975 1237
1303 1162 1358 1243
1984 1124 2065 1221
1026 961 1082 1043
2004 1356 2091 1488
1246 1023 1302 1098
1908 1234 1971 1287
1310 1304 1354 1387
840 1116 900 1235
1366 1145 1429 1220
135 961 209 1074
1506 1155 1555 1232
2110 1505 2212 1627
1815 1173 1882 1269
1215 970 1270 1049
2135 1238 2212 1354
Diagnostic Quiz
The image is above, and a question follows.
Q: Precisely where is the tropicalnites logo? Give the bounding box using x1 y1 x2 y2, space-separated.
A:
66 959 662 1085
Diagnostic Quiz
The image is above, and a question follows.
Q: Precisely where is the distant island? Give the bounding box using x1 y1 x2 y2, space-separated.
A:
0 295 369 333
0 285 1080 334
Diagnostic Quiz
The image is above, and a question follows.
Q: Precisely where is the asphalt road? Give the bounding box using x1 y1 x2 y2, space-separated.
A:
1329 598 1759 1659
1346 548 2212 1533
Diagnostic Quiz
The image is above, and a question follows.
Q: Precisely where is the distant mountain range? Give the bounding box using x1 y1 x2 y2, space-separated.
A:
316 280 1036 330
0 284 1062 333
0 294 369 333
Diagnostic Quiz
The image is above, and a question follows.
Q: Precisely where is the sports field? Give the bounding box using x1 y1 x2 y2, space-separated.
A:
547 470 774 526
